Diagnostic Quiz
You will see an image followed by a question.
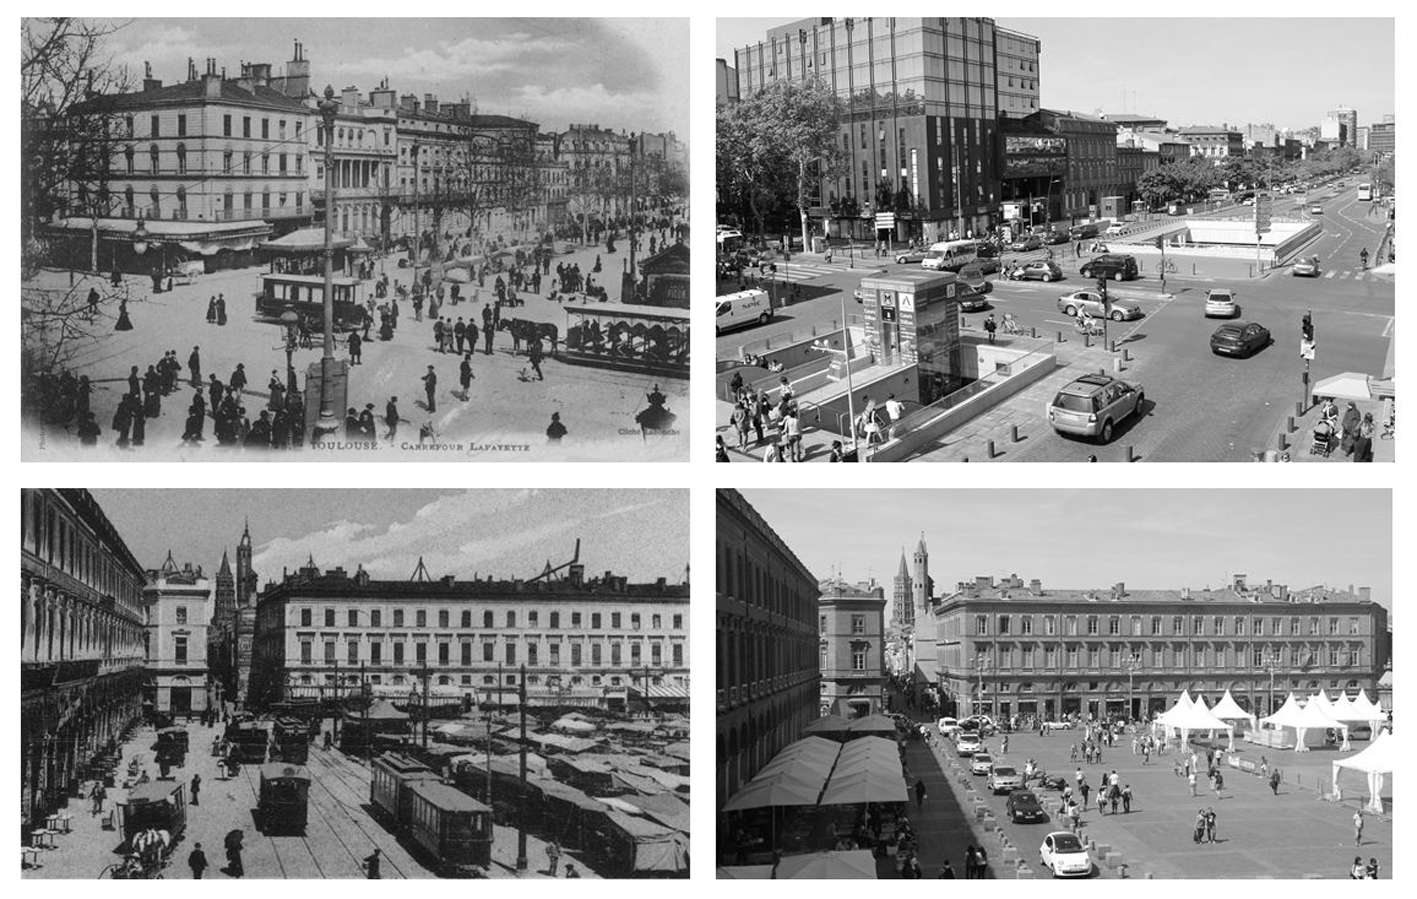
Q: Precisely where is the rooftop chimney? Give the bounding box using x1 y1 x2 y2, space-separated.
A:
1181 586 1191 600
187 57 197 82
342 85 360 109
1359 587 1371 602
250 62 272 88
1029 579 1042 596
974 575 992 592
441 574 456 587
424 93 438 115
568 563 584 587
1232 573 1247 592
283 40 310 98
1112 581 1126 600
400 93 418 112
142 61 161 92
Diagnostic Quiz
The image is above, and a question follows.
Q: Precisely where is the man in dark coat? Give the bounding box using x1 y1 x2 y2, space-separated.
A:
208 374 224 411
188 346 202 387
422 365 437 412
528 339 544 381
348 330 362 365
358 404 378 443
454 317 467 355
188 842 208 879
459 354 473 398
384 397 400 441
229 363 247 400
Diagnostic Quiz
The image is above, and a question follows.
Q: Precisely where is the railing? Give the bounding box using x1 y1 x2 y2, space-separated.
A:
734 314 866 358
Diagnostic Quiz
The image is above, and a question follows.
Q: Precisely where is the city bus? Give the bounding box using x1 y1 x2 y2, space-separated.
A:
1357 183 1373 201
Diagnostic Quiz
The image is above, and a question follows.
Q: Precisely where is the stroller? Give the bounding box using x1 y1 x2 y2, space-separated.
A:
1309 419 1338 457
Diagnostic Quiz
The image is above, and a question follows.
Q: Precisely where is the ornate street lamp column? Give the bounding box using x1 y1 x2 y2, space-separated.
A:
312 85 341 441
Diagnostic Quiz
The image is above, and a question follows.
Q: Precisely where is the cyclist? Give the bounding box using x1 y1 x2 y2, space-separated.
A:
1359 247 1369 269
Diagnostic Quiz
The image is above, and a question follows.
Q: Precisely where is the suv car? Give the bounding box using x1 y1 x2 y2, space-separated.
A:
1203 289 1240 318
987 764 1023 794
1079 254 1139 281
1046 373 1145 443
1069 223 1099 239
1010 234 1043 252
955 732 983 756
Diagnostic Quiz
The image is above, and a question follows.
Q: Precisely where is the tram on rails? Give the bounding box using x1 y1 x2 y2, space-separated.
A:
254 272 368 332
562 303 689 380
226 720 271 764
271 717 310 765
370 752 492 877
257 763 311 834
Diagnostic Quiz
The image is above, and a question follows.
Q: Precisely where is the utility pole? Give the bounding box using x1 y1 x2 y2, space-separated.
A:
516 663 528 873
361 662 370 760
418 662 430 749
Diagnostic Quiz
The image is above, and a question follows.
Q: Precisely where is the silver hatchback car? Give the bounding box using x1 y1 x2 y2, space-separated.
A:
1057 290 1142 321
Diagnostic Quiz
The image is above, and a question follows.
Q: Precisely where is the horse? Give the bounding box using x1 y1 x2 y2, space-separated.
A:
497 318 558 355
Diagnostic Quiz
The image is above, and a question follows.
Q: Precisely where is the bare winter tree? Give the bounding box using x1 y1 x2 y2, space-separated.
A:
21 17 133 278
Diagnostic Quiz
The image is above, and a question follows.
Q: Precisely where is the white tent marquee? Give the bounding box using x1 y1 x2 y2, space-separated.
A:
1155 693 1235 748
1290 694 1351 752
1331 729 1395 813
1349 691 1386 734
1210 689 1257 733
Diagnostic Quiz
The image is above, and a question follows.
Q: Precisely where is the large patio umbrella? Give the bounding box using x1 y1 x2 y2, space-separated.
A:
819 769 908 806
1312 372 1376 402
844 714 897 734
721 778 822 812
716 865 775 879
775 849 878 879
802 714 851 736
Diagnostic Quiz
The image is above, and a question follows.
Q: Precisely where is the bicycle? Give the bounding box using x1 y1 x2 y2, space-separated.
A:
1157 258 1178 275
1001 313 1026 336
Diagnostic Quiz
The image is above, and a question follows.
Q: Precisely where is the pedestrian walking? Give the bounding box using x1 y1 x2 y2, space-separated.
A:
1193 809 1206 844
1269 769 1281 795
189 346 202 388
1351 856 1368 879
547 839 562 876
191 773 201 806
939 860 955 878
1205 807 1217 843
964 845 977 879
1353 809 1364 846
1080 779 1090 807
363 848 381 879
984 313 997 344
421 365 437 412
1212 770 1224 799
1096 788 1106 816
188 842 208 879
1001 735 1008 754
348 330 362 365
975 845 988 878
528 340 544 381
91 781 107 816
1367 858 1380 879
1122 784 1132 814
914 778 927 808
1188 770 1197 796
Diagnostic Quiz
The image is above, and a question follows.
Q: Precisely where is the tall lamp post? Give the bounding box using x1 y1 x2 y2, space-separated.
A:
280 306 299 394
975 652 991 719
312 85 342 442
1124 651 1143 722
1262 650 1283 717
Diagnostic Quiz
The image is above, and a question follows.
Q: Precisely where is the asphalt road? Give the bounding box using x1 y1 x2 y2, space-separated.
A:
717 187 1392 462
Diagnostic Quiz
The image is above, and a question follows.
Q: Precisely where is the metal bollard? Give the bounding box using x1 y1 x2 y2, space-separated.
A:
1114 357 1124 373
1125 445 1136 462
1108 340 1116 352
1287 415 1295 433
1123 348 1132 362
1057 330 1065 343
1031 327 1038 338
1084 334 1092 348
1296 401 1304 417
987 439 996 459
1278 433 1288 452
1011 424 1021 443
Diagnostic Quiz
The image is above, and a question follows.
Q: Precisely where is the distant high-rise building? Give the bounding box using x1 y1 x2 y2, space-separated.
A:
1369 120 1395 155
1323 106 1358 147
715 58 739 105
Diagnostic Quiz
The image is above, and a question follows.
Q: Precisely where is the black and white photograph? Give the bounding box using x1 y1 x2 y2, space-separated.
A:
22 488 690 879
21 17 690 462
717 488 1392 879
715 18 1393 462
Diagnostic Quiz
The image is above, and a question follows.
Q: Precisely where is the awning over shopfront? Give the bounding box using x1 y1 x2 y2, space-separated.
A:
258 227 355 254
48 215 270 256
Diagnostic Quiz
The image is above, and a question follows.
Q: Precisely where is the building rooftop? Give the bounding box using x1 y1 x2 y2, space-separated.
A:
939 576 1374 606
75 77 309 115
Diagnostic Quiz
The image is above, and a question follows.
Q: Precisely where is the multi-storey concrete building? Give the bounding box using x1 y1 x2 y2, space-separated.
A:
53 53 313 270
535 132 570 228
1324 106 1358 148
143 552 213 716
715 58 739 106
561 123 632 220
310 81 398 243
1118 130 1191 165
1368 120 1394 156
1178 125 1246 160
931 573 1390 722
248 555 689 710
734 17 1010 242
818 577 887 718
1037 109 1123 219
995 28 1041 120
21 489 148 829
715 489 819 815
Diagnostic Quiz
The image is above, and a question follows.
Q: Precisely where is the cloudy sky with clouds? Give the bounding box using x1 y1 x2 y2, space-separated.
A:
93 17 688 138
91 489 688 590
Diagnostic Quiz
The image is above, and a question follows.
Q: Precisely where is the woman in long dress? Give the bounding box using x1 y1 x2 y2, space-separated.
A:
115 298 133 331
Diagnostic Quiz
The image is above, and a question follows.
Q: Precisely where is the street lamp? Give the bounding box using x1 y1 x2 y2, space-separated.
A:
279 306 300 394
1124 651 1144 722
1262 651 1283 716
975 652 991 719
311 85 342 442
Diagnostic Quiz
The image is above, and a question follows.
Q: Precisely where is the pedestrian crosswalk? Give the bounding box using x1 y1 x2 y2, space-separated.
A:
1322 270 1383 281
734 261 883 284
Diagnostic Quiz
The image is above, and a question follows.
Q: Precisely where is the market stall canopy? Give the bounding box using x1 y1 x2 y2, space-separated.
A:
1260 693 1305 729
1156 694 1235 748
1312 372 1378 402
775 849 878 879
1332 729 1394 813
258 227 354 253
360 699 408 720
348 237 374 253
1350 690 1385 722
1210 689 1256 723
802 714 851 735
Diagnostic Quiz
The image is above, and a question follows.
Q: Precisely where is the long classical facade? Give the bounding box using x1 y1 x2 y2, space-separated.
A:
715 489 820 816
20 489 148 828
931 573 1391 721
248 557 689 709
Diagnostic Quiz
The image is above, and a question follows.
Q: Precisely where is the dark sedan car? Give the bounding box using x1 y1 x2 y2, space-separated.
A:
1010 234 1043 252
1007 789 1048 824
1210 321 1272 357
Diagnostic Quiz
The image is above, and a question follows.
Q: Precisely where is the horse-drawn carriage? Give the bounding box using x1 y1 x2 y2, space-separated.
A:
103 779 187 878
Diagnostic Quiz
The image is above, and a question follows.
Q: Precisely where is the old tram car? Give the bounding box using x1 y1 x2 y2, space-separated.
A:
257 763 311 834
406 781 494 876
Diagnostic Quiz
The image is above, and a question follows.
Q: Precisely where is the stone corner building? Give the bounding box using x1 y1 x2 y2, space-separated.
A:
20 489 147 829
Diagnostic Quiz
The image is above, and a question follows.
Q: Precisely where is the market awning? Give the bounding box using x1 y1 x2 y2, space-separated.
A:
258 227 355 254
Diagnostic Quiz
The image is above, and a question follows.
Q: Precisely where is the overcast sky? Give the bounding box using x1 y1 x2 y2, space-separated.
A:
737 490 1392 609
92 17 688 137
717 17 1394 132
91 489 688 589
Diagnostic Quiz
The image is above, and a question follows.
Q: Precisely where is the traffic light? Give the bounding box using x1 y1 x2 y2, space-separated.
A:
1155 236 1164 251
1301 312 1314 342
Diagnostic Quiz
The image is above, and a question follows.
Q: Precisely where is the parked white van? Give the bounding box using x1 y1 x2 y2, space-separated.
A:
715 289 772 334
921 239 979 272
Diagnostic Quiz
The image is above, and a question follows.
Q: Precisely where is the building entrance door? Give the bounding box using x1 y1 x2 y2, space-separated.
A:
170 686 192 715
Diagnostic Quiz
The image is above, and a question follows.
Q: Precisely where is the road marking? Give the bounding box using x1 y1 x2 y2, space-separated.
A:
1382 317 1395 339
1325 271 1337 279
